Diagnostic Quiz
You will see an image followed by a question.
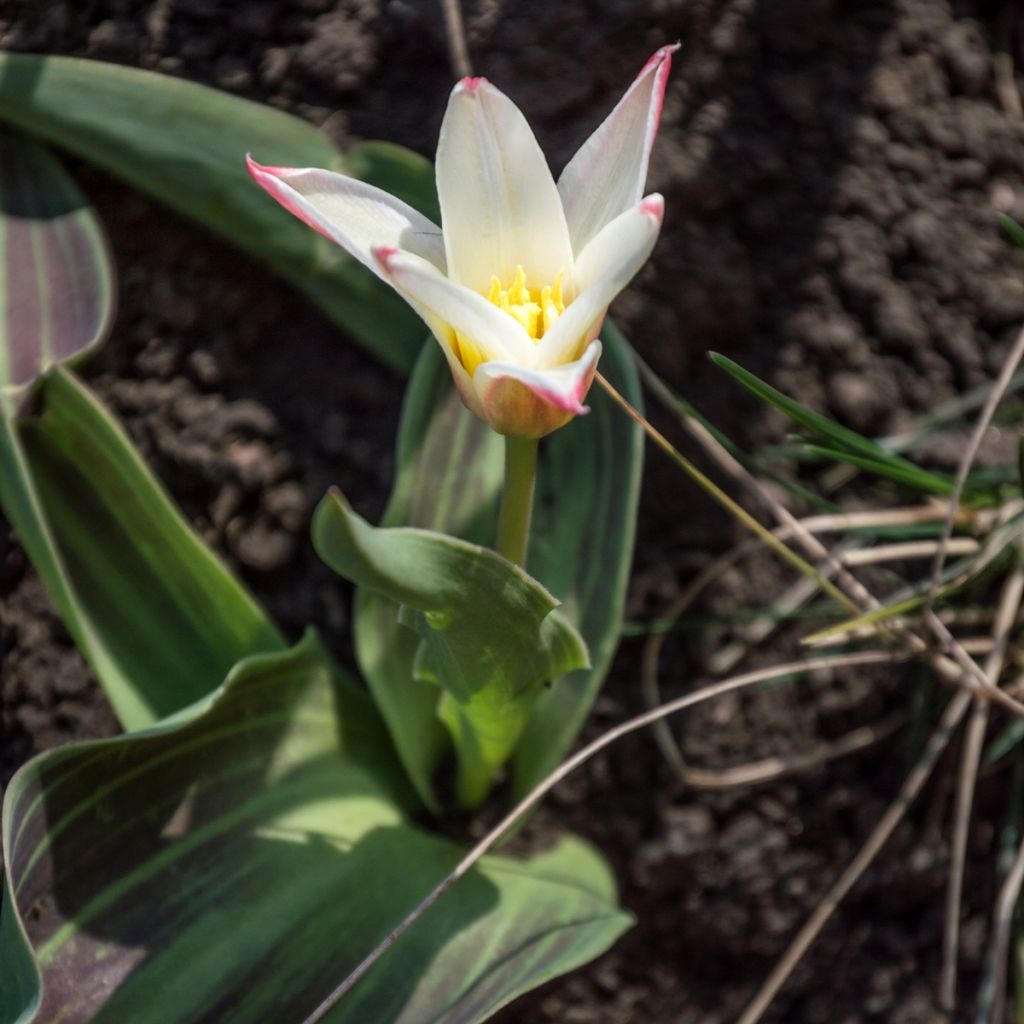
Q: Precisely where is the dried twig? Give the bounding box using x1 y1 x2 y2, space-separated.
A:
994 0 1023 119
640 515 939 776
737 688 973 1024
678 409 886 615
300 651 902 1024
675 712 906 790
925 323 1024 618
625 337 1024 1018
981 831 1024 1023
440 0 473 79
596 372 861 615
641 551 743 775
710 537 978 676
604 369 1021 712
941 546 1024 1010
843 538 979 566
927 610 1024 719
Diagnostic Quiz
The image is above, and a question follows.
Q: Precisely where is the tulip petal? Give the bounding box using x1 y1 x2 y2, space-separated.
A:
436 78 574 296
557 45 678 254
373 245 536 366
474 341 602 438
246 157 446 275
537 195 663 369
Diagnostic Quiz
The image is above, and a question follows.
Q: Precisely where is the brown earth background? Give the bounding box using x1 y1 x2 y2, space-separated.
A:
4 0 1024 1021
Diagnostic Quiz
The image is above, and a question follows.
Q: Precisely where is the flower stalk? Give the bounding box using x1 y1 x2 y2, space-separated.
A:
496 435 538 566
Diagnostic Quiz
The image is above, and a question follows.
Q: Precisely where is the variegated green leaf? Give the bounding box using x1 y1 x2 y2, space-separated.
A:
0 635 631 1024
512 324 644 797
352 347 504 811
8 368 284 727
0 53 433 373
313 490 588 808
0 130 113 403
351 323 642 810
0 128 283 728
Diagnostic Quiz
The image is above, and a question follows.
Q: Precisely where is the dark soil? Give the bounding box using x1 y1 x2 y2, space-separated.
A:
3 0 1024 1021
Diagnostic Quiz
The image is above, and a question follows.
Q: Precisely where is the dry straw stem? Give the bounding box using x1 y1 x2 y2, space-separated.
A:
736 687 972 1024
927 611 1024 719
594 371 862 617
640 539 973 790
843 537 979 565
440 0 473 79
994 0 1024 119
982 826 1024 1024
635 375 1024 785
935 320 1024 1012
805 505 1024 649
602 370 1021 714
941 547 1024 1011
667 711 905 791
924 322 1024 619
618 366 912 623
626 337 1024 1017
639 547 905 790
710 537 977 676
301 650 901 1024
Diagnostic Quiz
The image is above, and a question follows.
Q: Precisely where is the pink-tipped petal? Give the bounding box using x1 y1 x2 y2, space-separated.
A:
436 78 574 296
537 195 663 369
246 156 446 275
372 245 535 365
473 341 602 438
557 44 678 253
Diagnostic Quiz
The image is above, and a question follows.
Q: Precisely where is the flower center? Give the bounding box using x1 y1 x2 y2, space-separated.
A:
487 265 566 341
453 265 567 376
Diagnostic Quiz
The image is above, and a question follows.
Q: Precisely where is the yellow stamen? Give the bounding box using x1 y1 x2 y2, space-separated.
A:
453 265 567 373
488 265 566 341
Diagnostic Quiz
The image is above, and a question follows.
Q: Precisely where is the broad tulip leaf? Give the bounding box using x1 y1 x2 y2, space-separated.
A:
0 128 283 728
351 323 642 810
0 634 631 1024
0 130 114 402
313 490 589 807
0 53 433 373
351 347 505 811
511 323 644 797
0 367 284 728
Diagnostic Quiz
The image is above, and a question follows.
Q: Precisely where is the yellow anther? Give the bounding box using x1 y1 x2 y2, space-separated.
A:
484 265 567 343
540 268 565 336
508 265 530 305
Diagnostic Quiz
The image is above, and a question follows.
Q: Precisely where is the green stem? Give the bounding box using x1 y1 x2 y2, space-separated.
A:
496 435 538 566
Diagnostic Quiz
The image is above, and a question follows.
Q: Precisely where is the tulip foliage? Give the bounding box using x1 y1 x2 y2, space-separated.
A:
0 49 661 1024
252 46 674 801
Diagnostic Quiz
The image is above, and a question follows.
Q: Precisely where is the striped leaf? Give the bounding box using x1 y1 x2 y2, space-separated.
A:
0 126 283 729
0 53 434 374
313 490 588 809
0 130 113 402
512 323 644 797
1 634 631 1024
0 367 284 729
353 323 643 810
352 348 505 811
